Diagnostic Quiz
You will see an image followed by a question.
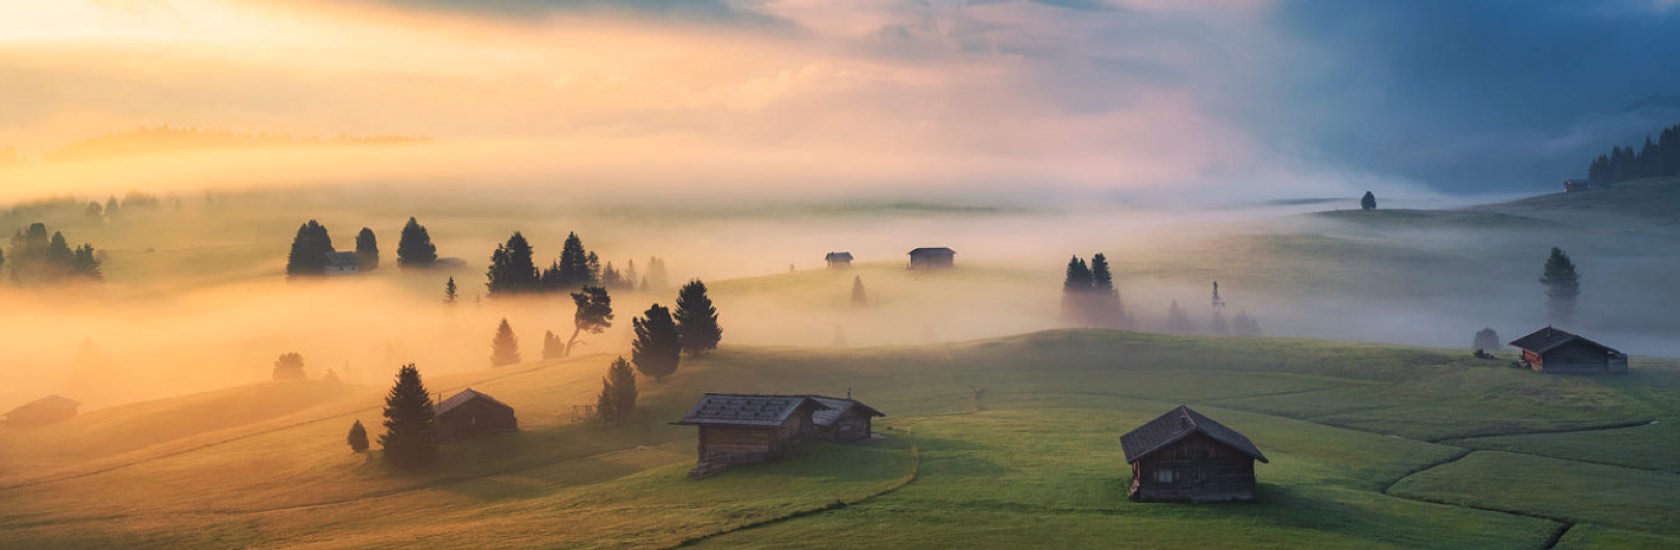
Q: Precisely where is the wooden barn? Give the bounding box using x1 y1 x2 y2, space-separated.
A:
1119 405 1268 503
3 395 80 427
825 252 854 269
434 388 518 443
809 394 885 442
1509 326 1629 374
673 394 827 477
907 247 955 270
1563 178 1603 193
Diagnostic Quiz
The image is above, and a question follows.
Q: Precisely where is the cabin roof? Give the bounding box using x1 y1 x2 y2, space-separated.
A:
10 394 80 412
1119 405 1268 464
825 252 854 261
908 247 955 255
1509 326 1620 355
808 395 885 427
435 388 513 416
674 393 828 427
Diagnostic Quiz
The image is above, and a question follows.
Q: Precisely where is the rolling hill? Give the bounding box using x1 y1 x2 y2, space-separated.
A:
2 330 1678 548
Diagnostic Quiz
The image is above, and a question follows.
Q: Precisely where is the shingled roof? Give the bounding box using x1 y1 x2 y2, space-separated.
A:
908 247 955 255
808 395 885 427
1509 326 1620 355
674 394 828 427
434 388 512 416
825 252 854 261
1119 406 1268 464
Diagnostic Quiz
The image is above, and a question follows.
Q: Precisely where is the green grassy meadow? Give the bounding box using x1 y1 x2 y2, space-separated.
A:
2 329 1677 548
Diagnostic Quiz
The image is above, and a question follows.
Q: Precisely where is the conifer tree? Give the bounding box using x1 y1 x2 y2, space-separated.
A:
444 277 458 304
1166 300 1194 333
104 196 121 220
631 304 681 381
542 330 565 360
491 318 520 367
1088 253 1126 328
553 232 593 290
624 260 639 291
1361 191 1377 211
1231 311 1262 336
355 227 379 269
347 420 369 452
45 232 73 274
86 201 103 222
396 217 438 269
851 275 868 307
566 286 614 356
1540 247 1581 323
1473 327 1501 352
1061 255 1092 323
285 220 334 276
486 232 540 296
1209 310 1230 335
586 251 602 286
379 364 438 468
674 280 722 356
596 356 637 426
273 352 306 381
69 244 101 281
646 257 669 290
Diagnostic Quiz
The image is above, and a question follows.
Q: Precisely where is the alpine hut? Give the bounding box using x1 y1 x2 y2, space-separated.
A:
3 395 81 427
907 247 955 270
825 252 854 269
1509 326 1629 374
434 388 518 442
809 394 885 442
1119 405 1268 503
673 393 828 477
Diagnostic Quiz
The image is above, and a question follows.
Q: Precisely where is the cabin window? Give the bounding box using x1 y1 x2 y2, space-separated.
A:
1155 469 1176 483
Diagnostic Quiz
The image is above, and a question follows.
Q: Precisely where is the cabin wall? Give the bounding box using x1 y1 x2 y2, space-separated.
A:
1538 342 1616 374
437 400 518 442
698 425 779 465
831 410 873 442
909 254 954 270
1129 434 1258 503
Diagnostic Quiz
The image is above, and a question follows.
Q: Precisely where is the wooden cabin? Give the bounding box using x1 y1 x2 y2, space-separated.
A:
323 251 361 275
825 252 854 269
907 247 955 270
4 395 80 427
1119 405 1268 503
1563 178 1604 193
809 394 885 442
434 388 518 442
674 394 827 477
1509 326 1628 374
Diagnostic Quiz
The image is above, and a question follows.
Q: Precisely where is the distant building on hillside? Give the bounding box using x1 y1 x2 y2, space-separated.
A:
434 388 518 442
673 393 828 478
1509 326 1628 374
1563 178 1605 193
324 251 361 275
4 395 81 427
907 247 955 270
1119 405 1268 503
825 252 854 269
809 393 885 442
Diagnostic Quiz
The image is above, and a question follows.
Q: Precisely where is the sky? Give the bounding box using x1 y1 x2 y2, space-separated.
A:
1 0 1678 200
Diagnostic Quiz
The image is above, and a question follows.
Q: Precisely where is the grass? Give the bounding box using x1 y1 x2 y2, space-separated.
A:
2 329 1678 547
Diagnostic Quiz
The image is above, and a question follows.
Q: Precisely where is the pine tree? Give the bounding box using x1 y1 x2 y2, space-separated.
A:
444 277 458 304
542 330 565 360
355 227 379 269
486 232 540 296
1209 310 1230 335
104 196 121 220
1540 247 1580 323
85 201 103 222
553 232 593 291
273 352 306 381
851 275 868 307
69 244 101 281
1088 253 1126 328
631 304 681 381
1361 191 1377 211
379 364 438 468
1061 255 1092 323
674 280 722 356
624 260 640 292
586 251 602 287
566 286 614 356
491 318 521 367
1473 327 1501 352
45 231 73 278
597 356 637 426
1166 300 1194 333
646 257 669 290
285 220 334 276
347 419 369 452
396 217 438 269
1231 311 1262 336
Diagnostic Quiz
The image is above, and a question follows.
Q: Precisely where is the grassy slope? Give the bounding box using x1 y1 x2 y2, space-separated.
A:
1 330 1677 548
1480 176 1680 224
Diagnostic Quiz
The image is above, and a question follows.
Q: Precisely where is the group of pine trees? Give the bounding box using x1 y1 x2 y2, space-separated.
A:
1060 253 1128 328
1160 282 1261 336
485 230 666 297
5 222 102 283
488 279 718 373
1541 247 1580 323
288 216 438 276
1585 122 1680 186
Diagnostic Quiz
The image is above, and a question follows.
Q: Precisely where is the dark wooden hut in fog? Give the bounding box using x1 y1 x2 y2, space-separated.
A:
3 395 80 427
434 388 518 442
1509 326 1628 374
907 247 955 270
825 252 854 269
1119 405 1268 503
809 394 884 442
673 394 827 477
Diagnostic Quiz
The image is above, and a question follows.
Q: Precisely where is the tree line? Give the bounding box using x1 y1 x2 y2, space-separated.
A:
1061 253 1129 328
287 216 439 276
5 222 101 283
1585 121 1680 186
484 230 667 296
